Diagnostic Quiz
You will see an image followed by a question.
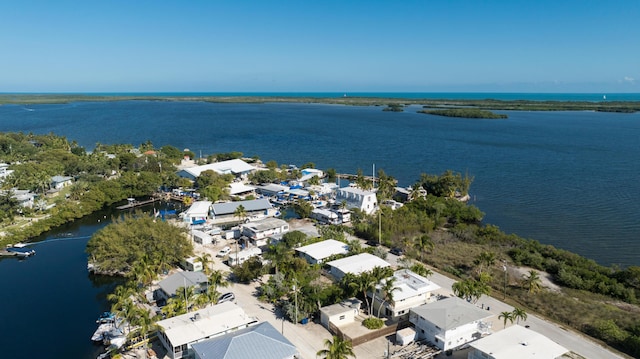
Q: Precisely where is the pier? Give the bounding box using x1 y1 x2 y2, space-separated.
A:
116 197 160 210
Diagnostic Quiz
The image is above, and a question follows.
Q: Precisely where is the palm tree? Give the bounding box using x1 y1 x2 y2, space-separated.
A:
474 251 496 274
522 270 542 294
107 285 135 314
234 204 247 223
377 277 400 317
410 263 433 278
368 266 393 315
196 253 213 275
317 335 356 359
208 270 229 304
414 234 434 262
499 311 514 329
511 307 528 324
350 272 375 316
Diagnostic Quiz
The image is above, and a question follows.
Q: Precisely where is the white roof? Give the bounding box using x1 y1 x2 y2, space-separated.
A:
470 325 568 359
327 253 390 276
157 302 256 347
184 201 212 216
296 239 349 261
229 182 256 195
229 247 262 260
243 217 288 232
337 186 375 196
382 269 441 301
181 159 255 177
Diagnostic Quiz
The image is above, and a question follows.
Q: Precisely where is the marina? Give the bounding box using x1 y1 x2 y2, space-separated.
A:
116 197 160 210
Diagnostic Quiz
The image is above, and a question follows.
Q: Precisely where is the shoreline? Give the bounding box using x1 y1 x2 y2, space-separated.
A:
1 94 640 112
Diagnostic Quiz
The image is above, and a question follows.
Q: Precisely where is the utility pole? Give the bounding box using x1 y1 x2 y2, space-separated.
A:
502 260 507 300
292 283 298 324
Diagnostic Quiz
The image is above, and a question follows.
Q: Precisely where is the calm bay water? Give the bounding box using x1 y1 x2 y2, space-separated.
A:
0 97 639 358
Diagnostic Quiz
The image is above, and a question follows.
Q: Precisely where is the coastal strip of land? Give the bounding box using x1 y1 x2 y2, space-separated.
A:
1 94 640 113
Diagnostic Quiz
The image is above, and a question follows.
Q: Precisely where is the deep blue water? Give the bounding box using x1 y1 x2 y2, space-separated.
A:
0 99 639 359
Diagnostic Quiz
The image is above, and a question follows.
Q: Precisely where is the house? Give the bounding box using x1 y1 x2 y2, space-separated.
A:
335 186 377 215
241 217 289 246
306 182 339 196
228 247 262 266
8 189 36 208
228 182 256 197
156 302 258 359
320 298 362 331
299 168 324 183
177 159 256 181
371 269 441 321
409 297 493 352
157 271 208 301
253 183 290 198
0 163 13 181
182 201 212 225
326 253 391 280
310 208 340 225
295 239 349 265
50 175 73 190
211 199 276 223
191 229 214 245
468 325 569 359
191 321 299 359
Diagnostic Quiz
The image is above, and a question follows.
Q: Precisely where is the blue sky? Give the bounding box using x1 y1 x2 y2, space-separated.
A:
1 0 638 93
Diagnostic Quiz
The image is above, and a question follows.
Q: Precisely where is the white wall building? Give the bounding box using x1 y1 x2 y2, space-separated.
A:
156 302 258 359
468 325 569 359
310 208 341 225
228 247 262 266
371 269 441 320
182 201 212 224
211 199 275 223
326 253 391 280
176 159 256 181
409 297 493 352
241 217 289 246
335 186 377 215
319 298 362 331
295 239 350 265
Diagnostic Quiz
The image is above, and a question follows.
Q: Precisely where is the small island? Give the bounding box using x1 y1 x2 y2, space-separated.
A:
419 108 508 119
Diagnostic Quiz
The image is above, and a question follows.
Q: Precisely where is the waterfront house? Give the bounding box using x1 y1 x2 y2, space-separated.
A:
326 253 391 280
320 298 362 331
335 186 377 215
241 217 289 246
176 159 256 181
191 321 299 359
468 324 568 359
182 201 212 225
50 175 73 190
371 269 441 321
157 271 208 301
210 199 275 223
409 297 493 352
156 302 258 359
295 239 349 265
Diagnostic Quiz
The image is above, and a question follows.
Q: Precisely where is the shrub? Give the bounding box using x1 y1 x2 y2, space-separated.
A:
363 317 384 330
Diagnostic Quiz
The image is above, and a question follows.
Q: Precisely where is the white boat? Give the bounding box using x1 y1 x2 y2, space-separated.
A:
91 323 113 341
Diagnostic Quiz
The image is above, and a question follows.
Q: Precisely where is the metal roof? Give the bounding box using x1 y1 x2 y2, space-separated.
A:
158 271 207 298
212 199 272 215
411 297 493 331
296 239 349 261
191 321 298 359
327 253 390 277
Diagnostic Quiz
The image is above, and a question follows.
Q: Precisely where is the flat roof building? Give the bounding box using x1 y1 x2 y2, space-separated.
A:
296 239 350 264
468 325 569 359
326 253 391 280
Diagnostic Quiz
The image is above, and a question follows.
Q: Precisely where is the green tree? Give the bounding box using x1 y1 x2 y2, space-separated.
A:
511 307 528 324
414 234 434 262
499 311 514 329
234 204 247 223
377 276 400 317
317 335 356 359
196 253 213 275
522 270 542 294
292 199 313 218
474 251 496 274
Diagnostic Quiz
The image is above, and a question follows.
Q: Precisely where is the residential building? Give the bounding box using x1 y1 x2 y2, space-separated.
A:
310 208 340 225
326 253 391 280
295 239 349 265
211 199 275 223
320 298 362 331
181 257 203 272
156 302 258 359
191 321 299 359
176 159 256 181
409 297 493 351
371 269 441 321
50 175 73 190
241 217 289 246
182 201 212 225
228 247 262 266
335 186 377 215
468 325 569 359
156 271 208 301
0 163 13 181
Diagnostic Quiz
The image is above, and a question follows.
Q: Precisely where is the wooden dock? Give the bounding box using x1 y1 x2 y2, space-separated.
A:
116 197 160 210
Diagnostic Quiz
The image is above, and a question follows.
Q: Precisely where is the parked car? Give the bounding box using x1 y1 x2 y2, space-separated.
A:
366 240 381 247
218 292 235 304
217 246 231 257
390 247 404 256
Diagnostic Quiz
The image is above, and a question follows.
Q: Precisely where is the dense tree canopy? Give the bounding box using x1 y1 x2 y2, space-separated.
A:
86 215 192 276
